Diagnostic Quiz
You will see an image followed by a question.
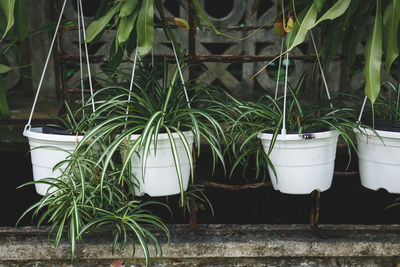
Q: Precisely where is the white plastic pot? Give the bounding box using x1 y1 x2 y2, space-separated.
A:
23 127 83 196
258 130 339 194
356 128 400 193
126 131 194 197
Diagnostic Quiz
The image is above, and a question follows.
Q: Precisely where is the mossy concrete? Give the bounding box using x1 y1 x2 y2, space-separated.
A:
1 224 400 266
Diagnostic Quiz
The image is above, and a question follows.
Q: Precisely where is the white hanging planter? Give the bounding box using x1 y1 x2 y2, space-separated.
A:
258 130 339 194
23 127 83 196
126 131 194 197
356 128 400 193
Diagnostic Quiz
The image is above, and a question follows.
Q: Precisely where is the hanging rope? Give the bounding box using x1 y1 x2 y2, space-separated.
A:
310 31 333 108
24 0 68 132
274 39 284 100
171 42 191 109
77 0 85 117
78 0 95 113
126 48 138 118
357 95 368 123
281 52 289 136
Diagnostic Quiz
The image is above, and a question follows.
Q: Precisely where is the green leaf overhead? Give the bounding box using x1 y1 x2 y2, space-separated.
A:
383 0 400 72
363 0 382 104
86 2 121 43
0 0 16 41
117 8 139 45
136 0 154 56
119 0 139 17
285 3 318 52
311 0 351 28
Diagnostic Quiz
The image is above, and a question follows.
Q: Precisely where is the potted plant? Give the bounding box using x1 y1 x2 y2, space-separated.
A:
23 101 92 195
78 57 230 203
18 133 170 266
355 82 400 193
231 73 357 194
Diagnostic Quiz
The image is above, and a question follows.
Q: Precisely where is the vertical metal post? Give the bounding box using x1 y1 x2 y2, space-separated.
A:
310 190 321 228
188 0 197 230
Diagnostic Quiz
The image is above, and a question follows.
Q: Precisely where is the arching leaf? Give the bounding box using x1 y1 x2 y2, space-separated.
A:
117 8 139 45
86 3 121 43
363 0 382 104
119 0 139 17
383 0 400 72
285 3 318 52
136 0 154 56
0 0 16 41
311 0 351 28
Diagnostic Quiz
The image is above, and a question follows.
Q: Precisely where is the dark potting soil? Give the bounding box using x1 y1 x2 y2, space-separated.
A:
42 125 84 136
362 119 400 132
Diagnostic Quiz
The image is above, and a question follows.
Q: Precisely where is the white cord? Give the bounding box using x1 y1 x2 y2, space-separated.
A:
357 95 368 123
77 0 85 117
126 49 138 117
310 31 333 108
24 0 68 132
78 0 95 113
274 39 284 100
171 42 191 109
281 52 289 137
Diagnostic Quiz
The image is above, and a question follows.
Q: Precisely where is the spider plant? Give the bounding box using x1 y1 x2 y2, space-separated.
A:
18 137 170 265
230 73 358 177
43 100 90 135
358 81 400 129
77 57 231 204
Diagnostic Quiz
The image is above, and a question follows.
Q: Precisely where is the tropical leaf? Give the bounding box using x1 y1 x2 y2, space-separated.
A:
119 0 139 17
311 0 351 28
285 3 318 51
136 0 154 55
363 0 382 104
314 0 324 12
0 0 16 41
86 3 121 43
383 0 400 72
117 8 139 45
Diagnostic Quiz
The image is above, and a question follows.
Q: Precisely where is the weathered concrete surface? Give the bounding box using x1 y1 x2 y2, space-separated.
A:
1 224 400 266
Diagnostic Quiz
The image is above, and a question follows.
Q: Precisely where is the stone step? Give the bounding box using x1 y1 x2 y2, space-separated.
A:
1 224 400 266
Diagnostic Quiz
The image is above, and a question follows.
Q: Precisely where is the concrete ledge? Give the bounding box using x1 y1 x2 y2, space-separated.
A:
1 224 400 266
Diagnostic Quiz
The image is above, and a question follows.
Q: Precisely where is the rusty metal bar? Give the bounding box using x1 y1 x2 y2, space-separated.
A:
198 180 272 190
59 54 365 64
